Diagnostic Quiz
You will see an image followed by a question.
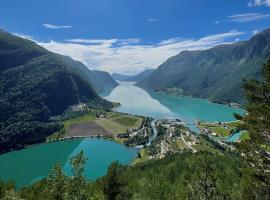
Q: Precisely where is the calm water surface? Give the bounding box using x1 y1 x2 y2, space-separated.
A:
0 138 138 189
104 82 245 131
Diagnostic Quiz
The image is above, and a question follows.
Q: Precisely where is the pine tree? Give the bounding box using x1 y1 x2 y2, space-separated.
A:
241 59 270 170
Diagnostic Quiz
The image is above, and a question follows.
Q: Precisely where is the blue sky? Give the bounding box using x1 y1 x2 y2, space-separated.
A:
1 0 270 74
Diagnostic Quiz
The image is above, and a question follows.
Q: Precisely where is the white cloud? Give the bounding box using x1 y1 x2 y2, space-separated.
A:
228 13 270 23
248 0 270 7
36 30 245 75
148 18 157 23
214 21 220 24
43 23 72 29
159 38 184 45
66 38 140 46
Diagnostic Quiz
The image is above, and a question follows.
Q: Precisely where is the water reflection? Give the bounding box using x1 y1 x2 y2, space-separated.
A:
104 82 245 125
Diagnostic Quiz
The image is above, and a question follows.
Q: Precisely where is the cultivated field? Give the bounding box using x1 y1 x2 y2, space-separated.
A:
95 112 143 134
61 111 143 138
66 122 112 137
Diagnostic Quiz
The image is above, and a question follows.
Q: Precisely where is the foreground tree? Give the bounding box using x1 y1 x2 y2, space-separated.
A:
236 59 270 199
102 162 124 200
238 59 270 169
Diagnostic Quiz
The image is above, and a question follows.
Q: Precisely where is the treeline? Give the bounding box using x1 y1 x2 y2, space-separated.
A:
1 151 269 200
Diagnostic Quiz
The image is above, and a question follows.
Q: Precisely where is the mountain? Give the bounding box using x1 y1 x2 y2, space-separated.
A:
59 55 118 94
137 28 270 104
0 30 113 153
124 69 155 82
111 73 131 81
87 70 119 94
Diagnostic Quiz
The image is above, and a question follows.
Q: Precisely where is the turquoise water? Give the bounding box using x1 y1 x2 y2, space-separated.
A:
226 130 244 142
0 138 138 189
104 82 245 131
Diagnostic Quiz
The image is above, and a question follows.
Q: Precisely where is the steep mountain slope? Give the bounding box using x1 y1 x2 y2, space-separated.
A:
60 55 118 94
125 69 155 82
0 30 112 153
138 28 270 104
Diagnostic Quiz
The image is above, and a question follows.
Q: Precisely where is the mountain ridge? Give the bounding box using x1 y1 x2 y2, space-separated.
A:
137 28 270 104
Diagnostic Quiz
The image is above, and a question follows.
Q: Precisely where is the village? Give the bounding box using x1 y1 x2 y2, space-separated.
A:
145 119 199 159
115 117 153 147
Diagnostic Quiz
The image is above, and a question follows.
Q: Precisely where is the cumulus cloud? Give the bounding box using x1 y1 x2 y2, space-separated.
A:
248 0 270 6
35 30 245 75
228 13 270 23
43 23 72 29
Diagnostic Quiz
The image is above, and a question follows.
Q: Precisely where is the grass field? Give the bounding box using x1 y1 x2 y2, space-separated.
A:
209 127 231 137
63 113 96 131
47 111 143 140
96 113 143 135
200 122 232 137
114 116 139 126
226 121 243 128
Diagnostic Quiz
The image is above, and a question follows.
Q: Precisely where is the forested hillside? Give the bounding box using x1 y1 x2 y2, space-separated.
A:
138 28 270 104
60 55 118 94
0 30 113 153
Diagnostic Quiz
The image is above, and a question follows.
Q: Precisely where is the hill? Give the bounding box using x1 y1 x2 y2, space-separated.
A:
59 55 118 94
111 73 131 81
124 69 155 82
0 30 113 153
137 28 270 104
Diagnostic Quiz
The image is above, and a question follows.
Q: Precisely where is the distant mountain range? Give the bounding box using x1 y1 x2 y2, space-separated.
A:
0 30 117 153
137 28 270 104
111 73 131 81
124 69 155 82
112 69 155 82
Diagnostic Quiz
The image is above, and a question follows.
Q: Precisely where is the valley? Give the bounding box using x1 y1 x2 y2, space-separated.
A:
0 81 247 189
1 1 270 199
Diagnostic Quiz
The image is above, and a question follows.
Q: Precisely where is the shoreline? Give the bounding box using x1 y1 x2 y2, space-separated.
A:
134 83 245 110
0 135 127 156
